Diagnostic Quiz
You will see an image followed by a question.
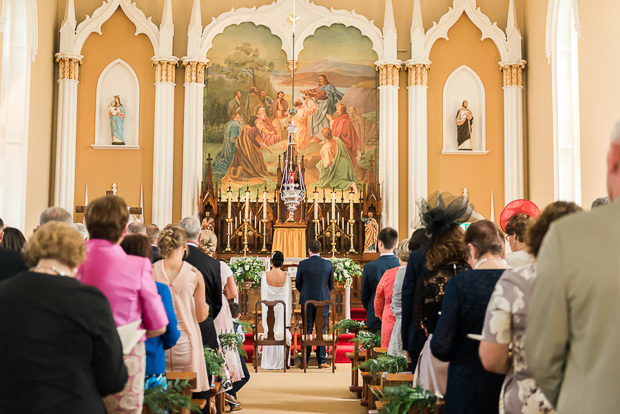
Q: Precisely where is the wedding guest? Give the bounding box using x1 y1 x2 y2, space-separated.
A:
361 227 399 333
79 195 168 414
0 227 26 251
199 230 246 411
0 222 127 413
480 202 582 414
388 241 411 357
375 240 410 348
127 221 146 235
431 220 507 414
120 234 180 389
73 222 89 240
504 213 535 268
152 226 209 395
591 196 610 208
146 224 162 263
525 120 620 413
39 206 72 226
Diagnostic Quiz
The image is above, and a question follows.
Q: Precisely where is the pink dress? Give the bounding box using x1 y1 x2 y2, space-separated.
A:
374 267 399 348
152 261 209 392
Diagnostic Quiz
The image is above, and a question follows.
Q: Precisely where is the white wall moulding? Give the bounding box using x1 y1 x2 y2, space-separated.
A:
56 0 175 221
94 59 140 147
441 150 489 155
443 65 486 153
91 145 140 150
0 0 38 230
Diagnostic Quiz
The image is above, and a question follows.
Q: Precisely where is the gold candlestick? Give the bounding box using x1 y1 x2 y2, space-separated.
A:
242 218 251 256
329 219 339 258
347 219 357 254
312 219 319 240
224 218 233 252
260 218 269 252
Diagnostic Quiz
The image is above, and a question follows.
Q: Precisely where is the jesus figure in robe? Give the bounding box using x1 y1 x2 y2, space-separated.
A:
315 127 359 192
301 75 344 142
328 104 360 167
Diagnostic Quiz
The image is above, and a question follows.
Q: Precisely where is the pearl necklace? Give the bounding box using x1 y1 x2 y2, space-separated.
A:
33 265 68 277
474 258 488 269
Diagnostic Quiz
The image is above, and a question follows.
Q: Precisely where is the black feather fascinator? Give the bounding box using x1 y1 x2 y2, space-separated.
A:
418 192 474 243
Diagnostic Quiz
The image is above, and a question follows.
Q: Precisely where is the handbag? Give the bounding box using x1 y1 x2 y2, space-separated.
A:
412 334 449 397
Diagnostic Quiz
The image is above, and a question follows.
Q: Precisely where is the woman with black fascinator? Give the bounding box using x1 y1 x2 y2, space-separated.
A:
411 193 472 395
260 250 292 370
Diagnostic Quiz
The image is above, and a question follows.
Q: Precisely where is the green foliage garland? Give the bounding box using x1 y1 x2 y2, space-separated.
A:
329 319 366 336
143 378 201 414
219 331 248 358
376 384 438 414
358 354 409 381
203 346 225 379
350 330 381 352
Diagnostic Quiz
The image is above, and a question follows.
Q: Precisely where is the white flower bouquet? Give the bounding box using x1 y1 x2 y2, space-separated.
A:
229 256 265 287
329 258 363 287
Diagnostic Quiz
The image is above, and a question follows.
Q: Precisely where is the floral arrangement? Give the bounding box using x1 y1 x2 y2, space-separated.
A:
351 330 381 352
143 378 200 414
329 319 366 336
229 256 265 287
329 258 363 287
203 347 225 379
359 354 409 381
376 384 439 414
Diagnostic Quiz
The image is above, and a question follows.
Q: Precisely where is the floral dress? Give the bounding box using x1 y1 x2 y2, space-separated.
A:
482 266 555 414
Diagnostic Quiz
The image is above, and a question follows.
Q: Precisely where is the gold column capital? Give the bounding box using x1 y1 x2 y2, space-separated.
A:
376 63 401 87
406 63 430 86
153 59 178 83
183 60 208 84
56 56 82 81
501 63 525 87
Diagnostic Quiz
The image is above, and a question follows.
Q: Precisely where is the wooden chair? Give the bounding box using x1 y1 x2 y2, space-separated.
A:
300 300 336 373
253 299 289 372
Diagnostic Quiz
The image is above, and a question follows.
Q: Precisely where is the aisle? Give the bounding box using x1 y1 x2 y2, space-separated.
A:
236 363 367 414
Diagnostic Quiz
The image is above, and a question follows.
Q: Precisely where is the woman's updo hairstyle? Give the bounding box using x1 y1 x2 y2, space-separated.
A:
157 225 187 258
271 250 284 268
464 220 505 259
198 230 217 255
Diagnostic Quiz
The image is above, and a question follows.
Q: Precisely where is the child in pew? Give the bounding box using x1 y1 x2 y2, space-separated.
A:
228 303 250 412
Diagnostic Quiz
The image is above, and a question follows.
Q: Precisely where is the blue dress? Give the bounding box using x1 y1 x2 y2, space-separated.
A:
145 282 180 378
430 269 505 414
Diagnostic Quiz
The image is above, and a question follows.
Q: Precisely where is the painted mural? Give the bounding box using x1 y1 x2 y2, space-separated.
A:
204 23 379 198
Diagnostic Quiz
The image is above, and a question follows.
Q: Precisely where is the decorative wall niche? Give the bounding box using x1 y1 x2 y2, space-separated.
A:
442 64 487 154
93 58 140 149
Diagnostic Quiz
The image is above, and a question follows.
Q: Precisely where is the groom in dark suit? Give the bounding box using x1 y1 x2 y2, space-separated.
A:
295 240 334 368
361 227 399 333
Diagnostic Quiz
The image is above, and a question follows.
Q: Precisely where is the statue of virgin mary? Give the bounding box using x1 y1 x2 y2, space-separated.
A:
108 95 126 145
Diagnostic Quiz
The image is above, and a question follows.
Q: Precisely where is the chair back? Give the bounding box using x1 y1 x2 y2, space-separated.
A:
303 300 334 340
255 299 286 342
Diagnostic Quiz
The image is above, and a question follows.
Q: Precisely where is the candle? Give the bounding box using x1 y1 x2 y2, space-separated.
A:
288 172 294 184
245 191 249 220
322 217 325 230
331 191 336 219
349 192 354 221
337 211 340 222
314 191 319 219
263 191 268 220
235 217 238 228
227 188 232 219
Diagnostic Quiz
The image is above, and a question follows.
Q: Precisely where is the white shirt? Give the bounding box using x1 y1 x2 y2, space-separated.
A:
380 252 395 257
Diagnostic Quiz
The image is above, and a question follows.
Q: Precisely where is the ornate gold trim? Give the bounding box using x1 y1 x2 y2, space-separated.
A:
501 63 525 87
376 64 401 87
153 60 177 83
57 57 81 81
287 59 298 75
406 64 430 86
183 61 207 84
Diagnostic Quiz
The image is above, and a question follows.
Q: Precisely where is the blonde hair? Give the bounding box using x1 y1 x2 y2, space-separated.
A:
23 222 86 268
157 225 187 258
198 230 217 255
395 239 411 262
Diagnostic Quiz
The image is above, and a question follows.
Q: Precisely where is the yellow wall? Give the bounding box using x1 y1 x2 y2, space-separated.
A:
427 16 504 220
73 10 155 221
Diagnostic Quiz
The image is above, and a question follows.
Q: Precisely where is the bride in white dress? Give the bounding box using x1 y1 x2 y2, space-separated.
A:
260 251 292 370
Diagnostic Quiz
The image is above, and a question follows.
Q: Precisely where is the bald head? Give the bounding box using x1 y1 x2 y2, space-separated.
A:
127 221 146 235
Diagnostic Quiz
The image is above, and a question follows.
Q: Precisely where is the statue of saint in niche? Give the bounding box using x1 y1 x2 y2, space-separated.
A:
455 100 473 150
108 95 126 145
361 209 379 253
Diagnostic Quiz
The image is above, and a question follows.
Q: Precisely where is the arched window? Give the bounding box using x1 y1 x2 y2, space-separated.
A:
547 0 581 203
0 0 37 230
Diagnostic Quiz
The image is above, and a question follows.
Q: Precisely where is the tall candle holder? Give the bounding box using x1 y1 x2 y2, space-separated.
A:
346 219 357 254
312 218 319 240
321 219 341 258
242 218 252 256
224 218 233 252
260 218 269 252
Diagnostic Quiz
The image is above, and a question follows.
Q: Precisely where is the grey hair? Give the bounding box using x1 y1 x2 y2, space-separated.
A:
40 207 72 226
73 223 89 240
179 216 201 241
611 118 620 144
591 197 610 209
127 221 146 235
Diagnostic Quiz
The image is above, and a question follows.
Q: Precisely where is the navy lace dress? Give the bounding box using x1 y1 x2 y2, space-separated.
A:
430 269 505 414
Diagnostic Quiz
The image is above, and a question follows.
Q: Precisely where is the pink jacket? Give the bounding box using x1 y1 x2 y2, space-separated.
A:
78 239 168 340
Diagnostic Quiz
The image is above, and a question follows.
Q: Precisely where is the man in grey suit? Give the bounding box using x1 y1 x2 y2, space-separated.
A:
526 119 620 413
295 240 334 368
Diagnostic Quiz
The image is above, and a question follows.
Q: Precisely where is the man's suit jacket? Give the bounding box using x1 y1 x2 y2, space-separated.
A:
184 244 222 350
295 255 334 312
400 248 429 362
151 245 162 263
361 254 400 332
0 247 27 282
526 200 620 412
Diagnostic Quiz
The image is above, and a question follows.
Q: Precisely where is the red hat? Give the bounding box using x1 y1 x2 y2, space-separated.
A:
500 199 540 232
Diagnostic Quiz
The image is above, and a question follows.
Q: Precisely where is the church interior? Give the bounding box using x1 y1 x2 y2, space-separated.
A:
1 0 618 413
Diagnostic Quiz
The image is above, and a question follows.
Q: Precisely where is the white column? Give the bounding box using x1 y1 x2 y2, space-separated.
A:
501 62 525 204
375 60 401 231
53 55 81 215
405 61 430 231
151 58 177 226
181 59 207 219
